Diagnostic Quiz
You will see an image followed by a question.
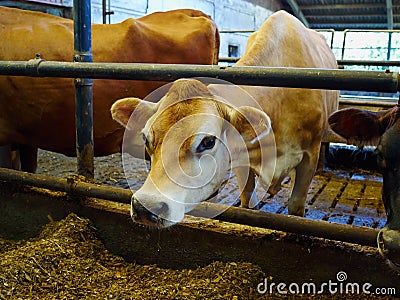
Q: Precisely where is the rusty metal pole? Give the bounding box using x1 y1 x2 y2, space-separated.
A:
0 167 380 248
73 0 94 178
1 61 399 92
102 0 106 24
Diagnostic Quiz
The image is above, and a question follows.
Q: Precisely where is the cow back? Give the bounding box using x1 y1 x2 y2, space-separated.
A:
236 11 339 138
0 6 219 156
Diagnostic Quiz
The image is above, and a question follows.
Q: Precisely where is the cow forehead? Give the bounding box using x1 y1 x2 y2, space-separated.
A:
145 98 222 147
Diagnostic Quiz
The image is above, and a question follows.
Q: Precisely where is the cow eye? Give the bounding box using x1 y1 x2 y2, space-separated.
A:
197 136 216 153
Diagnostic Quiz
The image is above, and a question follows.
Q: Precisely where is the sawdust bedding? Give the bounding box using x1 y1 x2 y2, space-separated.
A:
0 214 392 299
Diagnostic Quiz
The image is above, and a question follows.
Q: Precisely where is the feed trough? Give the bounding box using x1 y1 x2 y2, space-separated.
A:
0 163 399 298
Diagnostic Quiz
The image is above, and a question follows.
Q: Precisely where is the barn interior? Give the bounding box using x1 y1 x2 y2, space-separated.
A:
0 0 399 298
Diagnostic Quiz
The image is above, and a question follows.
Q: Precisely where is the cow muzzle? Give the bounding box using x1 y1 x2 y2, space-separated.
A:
377 227 400 271
130 196 173 228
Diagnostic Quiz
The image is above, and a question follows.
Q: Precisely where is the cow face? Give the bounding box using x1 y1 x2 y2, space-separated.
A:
111 79 272 228
329 106 400 269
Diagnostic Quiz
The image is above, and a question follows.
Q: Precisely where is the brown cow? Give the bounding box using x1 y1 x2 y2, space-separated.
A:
0 6 219 172
111 11 339 228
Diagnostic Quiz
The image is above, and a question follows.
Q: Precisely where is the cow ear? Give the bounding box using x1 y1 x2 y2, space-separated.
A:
328 108 381 146
224 105 272 143
111 97 157 131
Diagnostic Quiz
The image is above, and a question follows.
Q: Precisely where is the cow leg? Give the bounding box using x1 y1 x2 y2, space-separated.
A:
0 145 13 169
19 145 38 173
234 166 256 208
317 142 329 173
288 150 319 216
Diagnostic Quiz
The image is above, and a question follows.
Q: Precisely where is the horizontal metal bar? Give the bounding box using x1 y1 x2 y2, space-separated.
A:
339 99 397 108
219 57 240 63
219 57 400 67
219 29 335 34
0 60 399 92
343 29 400 33
339 59 400 67
190 203 378 247
0 167 132 203
220 25 336 44
219 30 254 33
0 167 378 247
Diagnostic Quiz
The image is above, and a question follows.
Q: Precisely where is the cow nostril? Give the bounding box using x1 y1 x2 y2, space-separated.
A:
153 201 168 217
148 202 168 224
131 196 169 225
148 212 159 224
131 197 151 217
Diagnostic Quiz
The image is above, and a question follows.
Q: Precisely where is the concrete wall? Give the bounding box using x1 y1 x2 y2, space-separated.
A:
90 0 281 59
91 0 148 22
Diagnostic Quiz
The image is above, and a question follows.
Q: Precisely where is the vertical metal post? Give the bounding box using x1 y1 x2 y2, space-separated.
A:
102 0 113 24
386 0 393 61
341 30 348 60
102 0 106 24
73 0 94 178
387 32 392 61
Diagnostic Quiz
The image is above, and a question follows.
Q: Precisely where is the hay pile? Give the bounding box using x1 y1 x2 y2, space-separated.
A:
0 214 394 299
0 214 264 299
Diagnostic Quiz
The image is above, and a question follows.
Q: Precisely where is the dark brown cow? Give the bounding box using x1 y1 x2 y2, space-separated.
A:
329 105 400 269
0 6 219 172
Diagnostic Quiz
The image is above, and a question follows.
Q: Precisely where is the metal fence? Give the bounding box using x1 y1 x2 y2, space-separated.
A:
1 1 397 246
220 28 400 72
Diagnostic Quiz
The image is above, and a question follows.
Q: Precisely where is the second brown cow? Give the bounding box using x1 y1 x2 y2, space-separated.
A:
0 6 219 172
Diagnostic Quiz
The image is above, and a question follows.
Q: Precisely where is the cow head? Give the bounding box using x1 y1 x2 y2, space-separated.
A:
111 78 274 228
329 105 400 270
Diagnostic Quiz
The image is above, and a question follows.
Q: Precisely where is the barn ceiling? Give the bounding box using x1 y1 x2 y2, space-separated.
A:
281 0 400 30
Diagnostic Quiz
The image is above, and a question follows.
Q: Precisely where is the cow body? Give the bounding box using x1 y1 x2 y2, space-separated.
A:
329 106 400 269
111 10 339 227
0 6 219 171
230 11 339 215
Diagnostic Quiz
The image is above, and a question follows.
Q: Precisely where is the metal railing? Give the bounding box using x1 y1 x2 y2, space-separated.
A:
0 167 379 247
218 57 400 68
341 29 400 61
220 28 400 70
219 29 335 47
1 60 399 92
